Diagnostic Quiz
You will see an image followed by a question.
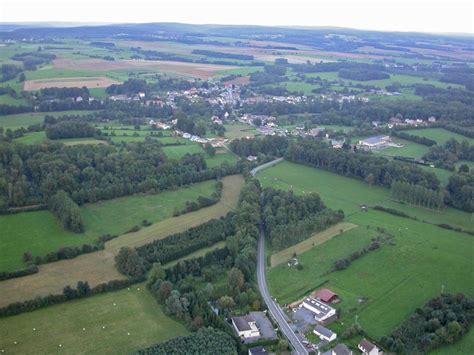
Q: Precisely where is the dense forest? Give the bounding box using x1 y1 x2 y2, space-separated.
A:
381 293 474 354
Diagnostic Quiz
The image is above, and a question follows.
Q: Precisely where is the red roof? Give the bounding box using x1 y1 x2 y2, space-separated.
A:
315 288 338 303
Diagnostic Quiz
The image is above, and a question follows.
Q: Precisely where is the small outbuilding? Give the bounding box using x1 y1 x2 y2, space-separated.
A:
313 324 337 342
315 289 340 304
358 339 382 355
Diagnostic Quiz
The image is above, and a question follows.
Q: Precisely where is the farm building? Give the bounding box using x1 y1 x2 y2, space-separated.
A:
232 315 260 339
302 296 336 322
358 339 382 355
315 289 340 304
313 324 337 342
248 346 267 355
326 343 353 355
358 135 390 149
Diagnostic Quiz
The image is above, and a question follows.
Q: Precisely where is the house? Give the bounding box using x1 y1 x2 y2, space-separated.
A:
428 116 437 123
212 116 223 125
138 92 146 98
358 339 382 355
307 127 325 137
247 155 258 162
248 346 266 355
331 343 353 355
358 135 390 149
315 289 340 304
313 325 337 342
232 315 260 339
302 296 336 322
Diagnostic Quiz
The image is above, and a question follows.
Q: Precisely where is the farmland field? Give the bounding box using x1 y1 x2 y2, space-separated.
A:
259 161 474 350
0 180 216 272
0 285 188 354
0 110 96 130
404 128 474 145
23 76 120 90
0 175 244 306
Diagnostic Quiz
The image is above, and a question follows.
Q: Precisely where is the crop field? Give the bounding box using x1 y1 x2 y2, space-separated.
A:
0 180 216 273
0 175 244 306
260 161 473 349
0 285 188 354
270 222 357 267
0 110 96 130
23 76 120 90
404 128 474 145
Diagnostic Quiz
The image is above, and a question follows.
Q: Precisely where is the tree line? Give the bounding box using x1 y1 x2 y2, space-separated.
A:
391 180 445 210
423 138 474 170
48 190 85 233
392 131 437 146
45 121 99 139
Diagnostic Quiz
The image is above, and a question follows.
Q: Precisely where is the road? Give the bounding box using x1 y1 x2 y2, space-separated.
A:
257 224 309 355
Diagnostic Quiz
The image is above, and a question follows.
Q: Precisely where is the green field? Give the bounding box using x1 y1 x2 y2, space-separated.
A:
0 285 188 354
259 161 474 351
0 110 96 130
378 138 430 159
0 180 217 272
405 128 474 145
223 124 258 139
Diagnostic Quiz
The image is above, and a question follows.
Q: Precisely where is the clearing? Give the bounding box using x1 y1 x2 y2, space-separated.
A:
0 285 188 354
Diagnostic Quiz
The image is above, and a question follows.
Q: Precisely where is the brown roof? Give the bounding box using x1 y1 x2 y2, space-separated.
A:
315 288 338 302
359 339 376 352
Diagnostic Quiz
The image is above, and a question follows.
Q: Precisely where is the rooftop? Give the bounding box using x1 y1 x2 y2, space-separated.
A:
232 315 255 332
359 339 377 352
314 324 336 338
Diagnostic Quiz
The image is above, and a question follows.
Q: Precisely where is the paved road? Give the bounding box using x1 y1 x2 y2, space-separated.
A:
250 157 284 177
257 224 309 355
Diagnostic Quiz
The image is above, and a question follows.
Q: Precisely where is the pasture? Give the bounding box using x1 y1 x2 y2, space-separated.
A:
0 110 95 130
0 175 244 306
0 285 188 354
378 137 430 159
404 128 474 145
257 161 472 235
0 180 216 272
223 124 257 139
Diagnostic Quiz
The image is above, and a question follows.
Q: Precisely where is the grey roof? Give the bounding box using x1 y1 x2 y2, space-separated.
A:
249 346 266 355
314 325 335 338
333 343 352 355
232 315 254 331
359 339 376 352
361 135 388 145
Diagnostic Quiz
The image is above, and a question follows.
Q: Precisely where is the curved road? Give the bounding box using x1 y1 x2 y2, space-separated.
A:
257 224 309 355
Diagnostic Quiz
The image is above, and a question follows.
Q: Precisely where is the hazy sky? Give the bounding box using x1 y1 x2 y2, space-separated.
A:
1 0 473 34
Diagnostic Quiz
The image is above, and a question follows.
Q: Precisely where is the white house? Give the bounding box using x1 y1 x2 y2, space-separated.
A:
358 339 382 355
232 315 261 339
302 296 336 322
313 325 337 342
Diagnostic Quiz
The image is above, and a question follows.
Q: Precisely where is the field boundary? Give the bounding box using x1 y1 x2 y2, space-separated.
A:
270 222 358 267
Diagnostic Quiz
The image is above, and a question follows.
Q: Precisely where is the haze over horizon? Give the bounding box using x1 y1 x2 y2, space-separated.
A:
1 0 473 35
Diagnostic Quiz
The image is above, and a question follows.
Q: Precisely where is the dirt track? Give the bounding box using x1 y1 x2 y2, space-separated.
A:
0 175 244 307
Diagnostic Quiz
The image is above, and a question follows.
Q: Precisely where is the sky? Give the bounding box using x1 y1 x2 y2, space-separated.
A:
1 0 473 34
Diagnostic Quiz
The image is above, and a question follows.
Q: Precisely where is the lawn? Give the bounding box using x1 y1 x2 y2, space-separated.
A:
224 124 257 139
0 285 188 354
404 128 474 145
0 180 217 272
161 144 204 159
378 138 431 159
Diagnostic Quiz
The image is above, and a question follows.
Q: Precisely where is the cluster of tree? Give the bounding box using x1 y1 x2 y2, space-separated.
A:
150 76 194 92
381 293 474 353
0 141 241 208
443 124 474 139
270 209 344 250
334 237 384 270
39 86 89 100
286 140 440 190
392 131 437 146
391 181 444 210
45 121 98 139
48 190 84 233
135 215 236 269
175 114 207 136
192 49 254 61
261 187 343 249
106 79 148 96
338 68 390 81
174 182 223 216
0 276 144 318
89 41 116 48
230 135 289 157
114 247 148 277
446 173 474 212
440 66 474 91
138 327 237 355
11 51 56 70
423 139 474 170
1 64 22 82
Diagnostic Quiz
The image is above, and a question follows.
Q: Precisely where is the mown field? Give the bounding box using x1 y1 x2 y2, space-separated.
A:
0 285 188 354
0 110 96 130
404 128 474 145
0 180 216 272
258 161 474 351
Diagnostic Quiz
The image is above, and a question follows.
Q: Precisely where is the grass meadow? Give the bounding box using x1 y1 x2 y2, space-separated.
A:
404 128 474 145
0 285 188 354
0 110 96 130
258 161 474 350
0 180 216 272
